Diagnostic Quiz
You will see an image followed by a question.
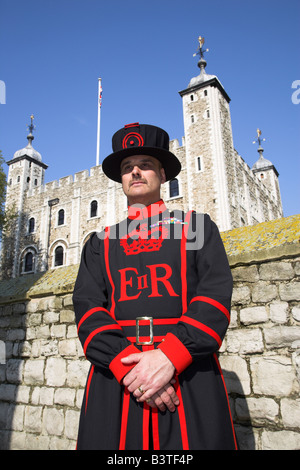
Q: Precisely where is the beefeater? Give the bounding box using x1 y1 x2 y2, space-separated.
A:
72 123 237 450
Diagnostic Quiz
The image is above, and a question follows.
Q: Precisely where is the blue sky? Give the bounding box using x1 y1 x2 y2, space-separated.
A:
0 0 299 217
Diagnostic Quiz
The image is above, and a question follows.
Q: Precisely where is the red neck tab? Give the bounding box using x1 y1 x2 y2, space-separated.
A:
128 199 167 220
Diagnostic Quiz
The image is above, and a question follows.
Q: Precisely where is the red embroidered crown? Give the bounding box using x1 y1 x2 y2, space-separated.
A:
120 226 168 255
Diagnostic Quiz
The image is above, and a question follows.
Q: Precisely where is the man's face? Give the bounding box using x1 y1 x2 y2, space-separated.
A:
120 155 166 206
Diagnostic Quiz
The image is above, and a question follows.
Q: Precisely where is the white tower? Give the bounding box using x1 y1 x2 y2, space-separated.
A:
179 36 234 231
4 116 48 277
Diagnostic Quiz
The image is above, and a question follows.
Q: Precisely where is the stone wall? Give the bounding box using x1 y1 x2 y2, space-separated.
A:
0 215 299 450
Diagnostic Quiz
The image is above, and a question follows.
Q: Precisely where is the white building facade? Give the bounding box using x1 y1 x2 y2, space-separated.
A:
1 43 283 278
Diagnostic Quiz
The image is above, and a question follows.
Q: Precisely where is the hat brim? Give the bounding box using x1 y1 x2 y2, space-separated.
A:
102 147 181 183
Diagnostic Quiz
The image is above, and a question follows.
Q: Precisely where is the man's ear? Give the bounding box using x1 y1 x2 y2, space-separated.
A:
160 168 166 184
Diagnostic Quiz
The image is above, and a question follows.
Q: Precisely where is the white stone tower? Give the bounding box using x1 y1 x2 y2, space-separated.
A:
4 116 48 277
178 36 235 231
251 129 282 218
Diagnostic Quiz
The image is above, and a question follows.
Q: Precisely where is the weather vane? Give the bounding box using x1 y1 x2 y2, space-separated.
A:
27 114 35 135
193 36 209 60
252 128 266 148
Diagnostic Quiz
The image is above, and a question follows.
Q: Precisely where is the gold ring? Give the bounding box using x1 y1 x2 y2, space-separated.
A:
138 386 145 394
146 398 151 403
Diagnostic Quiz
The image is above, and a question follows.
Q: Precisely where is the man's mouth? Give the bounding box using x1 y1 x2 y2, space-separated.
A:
130 181 146 187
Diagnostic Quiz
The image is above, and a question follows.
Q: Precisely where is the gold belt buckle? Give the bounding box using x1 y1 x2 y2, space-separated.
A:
136 317 153 345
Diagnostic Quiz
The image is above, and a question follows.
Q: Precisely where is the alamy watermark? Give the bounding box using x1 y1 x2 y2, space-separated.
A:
291 80 300 104
0 80 6 104
96 204 205 250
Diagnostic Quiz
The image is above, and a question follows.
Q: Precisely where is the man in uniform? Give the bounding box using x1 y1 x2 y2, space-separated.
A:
73 123 237 450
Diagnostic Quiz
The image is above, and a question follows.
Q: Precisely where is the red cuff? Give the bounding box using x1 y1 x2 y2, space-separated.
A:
157 333 192 374
109 344 141 383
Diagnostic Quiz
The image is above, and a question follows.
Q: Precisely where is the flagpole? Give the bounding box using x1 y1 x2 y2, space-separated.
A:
96 77 102 166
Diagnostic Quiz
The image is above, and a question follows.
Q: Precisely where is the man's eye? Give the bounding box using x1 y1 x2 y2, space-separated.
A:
122 165 132 173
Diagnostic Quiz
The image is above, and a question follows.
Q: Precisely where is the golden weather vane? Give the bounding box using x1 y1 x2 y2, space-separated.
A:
253 129 266 148
193 35 209 60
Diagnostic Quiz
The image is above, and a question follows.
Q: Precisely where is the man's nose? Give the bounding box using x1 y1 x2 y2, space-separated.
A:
131 165 141 176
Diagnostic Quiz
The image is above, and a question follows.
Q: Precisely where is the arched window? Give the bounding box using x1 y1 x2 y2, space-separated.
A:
58 209 65 226
24 252 33 272
54 246 64 266
28 217 35 233
169 178 179 198
90 200 98 218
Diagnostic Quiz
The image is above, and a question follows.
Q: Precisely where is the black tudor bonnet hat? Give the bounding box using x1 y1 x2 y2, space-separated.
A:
102 122 181 183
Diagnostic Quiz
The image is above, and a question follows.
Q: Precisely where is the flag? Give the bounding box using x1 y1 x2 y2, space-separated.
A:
99 84 102 108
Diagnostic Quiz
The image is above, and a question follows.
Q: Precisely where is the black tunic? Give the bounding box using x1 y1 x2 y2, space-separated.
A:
72 200 237 450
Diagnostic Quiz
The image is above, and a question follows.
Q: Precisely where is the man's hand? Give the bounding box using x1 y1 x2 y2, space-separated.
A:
121 349 179 412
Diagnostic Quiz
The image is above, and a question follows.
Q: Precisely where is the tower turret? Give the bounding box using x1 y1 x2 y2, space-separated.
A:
4 116 48 277
179 36 234 231
252 129 283 217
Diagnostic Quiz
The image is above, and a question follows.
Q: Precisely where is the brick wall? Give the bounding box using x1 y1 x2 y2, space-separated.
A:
0 215 299 450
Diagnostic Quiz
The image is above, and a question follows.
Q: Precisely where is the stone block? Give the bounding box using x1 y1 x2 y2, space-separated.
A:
60 310 75 323
24 405 42 433
240 306 268 325
292 306 300 322
12 303 26 314
6 359 24 384
54 388 75 407
264 326 300 350
231 265 259 282
235 397 279 425
64 409 80 440
7 329 25 341
66 359 89 388
269 301 289 324
43 311 59 324
51 324 66 338
23 359 44 385
43 407 64 436
259 262 294 281
281 398 300 429
252 282 278 303
250 355 299 396
15 385 30 403
59 339 77 357
226 329 264 355
261 430 300 450
0 384 16 402
232 286 251 305
218 355 250 395
26 313 42 327
9 404 25 431
279 282 300 301
63 295 74 308
45 358 66 387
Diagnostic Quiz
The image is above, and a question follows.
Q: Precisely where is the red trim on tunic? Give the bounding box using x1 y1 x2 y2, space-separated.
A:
174 375 189 450
213 353 238 450
104 226 116 319
83 324 122 355
190 296 230 322
119 388 130 450
180 210 193 314
143 402 150 450
109 344 141 383
180 316 222 348
152 408 160 450
157 332 192 374
77 306 112 332
85 365 94 414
